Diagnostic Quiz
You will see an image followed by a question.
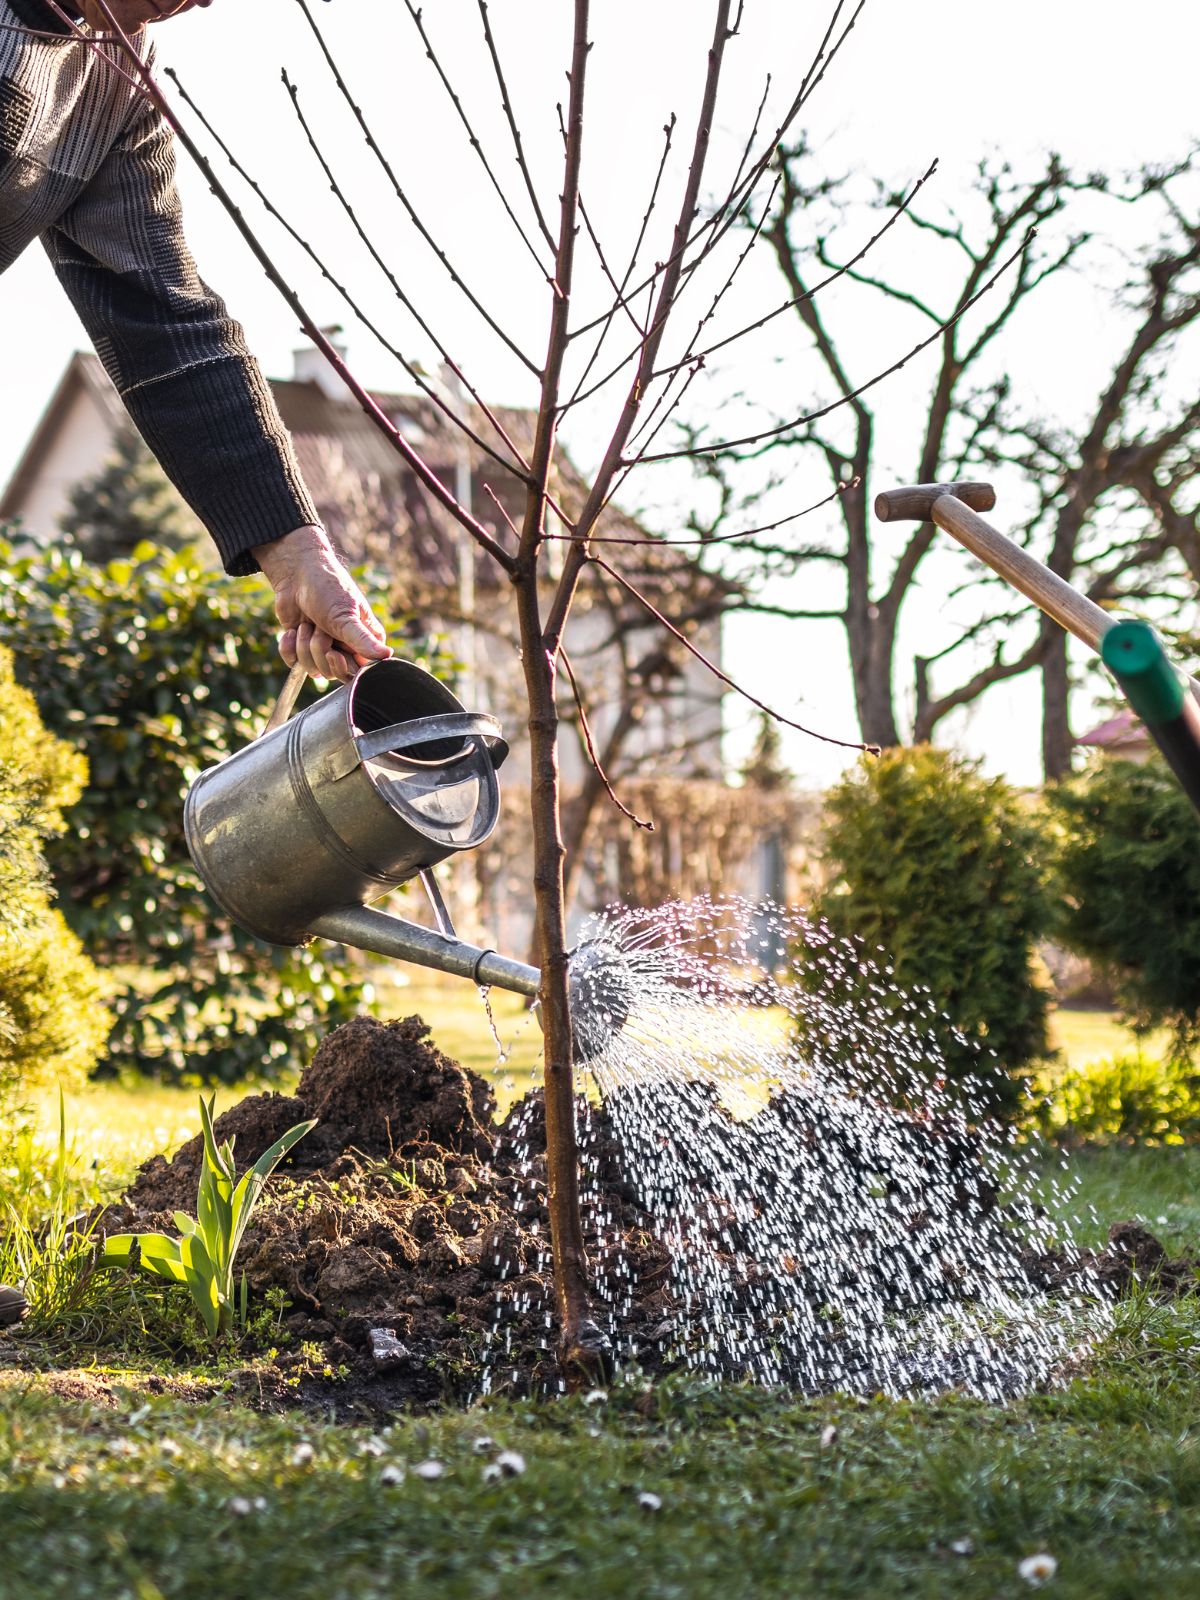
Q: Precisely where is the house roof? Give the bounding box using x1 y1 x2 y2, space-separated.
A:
1075 708 1152 751
2 352 730 622
274 380 721 607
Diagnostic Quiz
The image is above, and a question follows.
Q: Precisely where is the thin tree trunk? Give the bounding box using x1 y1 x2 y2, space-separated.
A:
1042 629 1073 780
513 569 604 1369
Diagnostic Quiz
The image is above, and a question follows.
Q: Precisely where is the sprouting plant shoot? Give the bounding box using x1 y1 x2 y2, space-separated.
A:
100 1095 315 1341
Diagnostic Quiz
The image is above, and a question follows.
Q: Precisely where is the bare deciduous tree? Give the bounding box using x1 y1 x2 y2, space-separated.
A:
708 142 1200 774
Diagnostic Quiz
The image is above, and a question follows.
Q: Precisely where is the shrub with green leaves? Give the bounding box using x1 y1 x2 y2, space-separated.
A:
0 643 109 1106
0 539 436 1083
0 640 87 940
1042 1051 1200 1147
101 1094 315 1340
813 746 1052 1119
1048 757 1200 1055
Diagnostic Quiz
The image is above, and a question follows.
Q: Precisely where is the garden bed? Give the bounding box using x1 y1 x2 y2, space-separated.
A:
83 1017 1199 1411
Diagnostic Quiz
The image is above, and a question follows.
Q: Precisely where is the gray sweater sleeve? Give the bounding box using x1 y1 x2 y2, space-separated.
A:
41 96 319 576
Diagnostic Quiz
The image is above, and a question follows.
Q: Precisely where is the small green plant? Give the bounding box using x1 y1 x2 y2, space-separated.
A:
101 1095 315 1341
0 1091 105 1332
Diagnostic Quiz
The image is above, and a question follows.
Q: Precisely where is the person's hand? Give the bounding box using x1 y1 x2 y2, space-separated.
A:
252 525 391 683
81 0 209 29
81 0 211 30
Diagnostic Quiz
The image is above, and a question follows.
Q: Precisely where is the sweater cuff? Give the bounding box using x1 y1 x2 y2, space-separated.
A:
119 354 321 577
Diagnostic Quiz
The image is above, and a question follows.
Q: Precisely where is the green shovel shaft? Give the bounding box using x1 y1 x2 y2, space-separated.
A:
1101 620 1200 815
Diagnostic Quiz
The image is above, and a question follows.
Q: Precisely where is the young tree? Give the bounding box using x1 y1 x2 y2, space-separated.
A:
64 0 926 1369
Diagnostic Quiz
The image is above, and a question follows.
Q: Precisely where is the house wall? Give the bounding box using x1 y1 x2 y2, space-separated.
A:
8 386 115 545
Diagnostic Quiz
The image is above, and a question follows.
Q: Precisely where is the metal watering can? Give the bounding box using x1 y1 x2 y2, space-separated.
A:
184 659 628 1057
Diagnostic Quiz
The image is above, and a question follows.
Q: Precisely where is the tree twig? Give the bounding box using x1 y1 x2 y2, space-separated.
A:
591 554 876 753
560 649 655 831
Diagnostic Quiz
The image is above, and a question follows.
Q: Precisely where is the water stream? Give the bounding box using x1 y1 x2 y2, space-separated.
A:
486 896 1106 1400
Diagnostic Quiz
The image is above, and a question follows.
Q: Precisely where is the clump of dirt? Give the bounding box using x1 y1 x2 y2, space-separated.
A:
298 1015 495 1162
1025 1219 1199 1299
117 1016 494 1218
95 1015 1197 1414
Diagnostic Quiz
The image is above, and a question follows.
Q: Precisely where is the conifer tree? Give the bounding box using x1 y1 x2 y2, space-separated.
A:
60 428 202 563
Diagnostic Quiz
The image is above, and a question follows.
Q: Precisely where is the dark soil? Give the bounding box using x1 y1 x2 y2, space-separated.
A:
91 1016 1197 1415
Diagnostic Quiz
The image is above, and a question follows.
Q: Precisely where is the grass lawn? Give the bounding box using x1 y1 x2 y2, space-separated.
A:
1046 1006 1167 1074
1058 1144 1200 1251
4 996 1199 1598
2 1292 1198 1600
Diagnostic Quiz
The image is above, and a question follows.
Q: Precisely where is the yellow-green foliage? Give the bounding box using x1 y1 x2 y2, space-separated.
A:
0 643 86 939
0 909 110 1100
1044 1052 1200 1147
0 644 109 1102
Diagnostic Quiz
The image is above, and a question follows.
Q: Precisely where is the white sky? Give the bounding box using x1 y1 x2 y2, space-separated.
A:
4 0 1199 787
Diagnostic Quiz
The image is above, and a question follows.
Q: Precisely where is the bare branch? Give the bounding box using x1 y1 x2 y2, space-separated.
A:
641 229 1036 461
560 113 676 411
476 0 559 254
542 480 856 546
542 0 739 655
292 0 542 375
164 66 529 480
592 554 874 752
560 649 655 831
398 0 556 279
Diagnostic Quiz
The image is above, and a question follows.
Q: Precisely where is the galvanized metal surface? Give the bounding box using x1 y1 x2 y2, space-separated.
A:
309 903 541 998
184 659 503 946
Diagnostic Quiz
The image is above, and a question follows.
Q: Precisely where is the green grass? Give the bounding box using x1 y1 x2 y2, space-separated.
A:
1047 1007 1168 1075
4 999 1200 1598
1053 1144 1200 1252
1 1293 1199 1600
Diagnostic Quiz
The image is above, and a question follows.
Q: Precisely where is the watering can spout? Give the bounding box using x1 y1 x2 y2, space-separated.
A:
309 903 541 999
308 905 632 1062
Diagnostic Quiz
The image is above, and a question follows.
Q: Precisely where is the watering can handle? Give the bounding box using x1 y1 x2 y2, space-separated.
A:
356 712 509 768
262 662 308 737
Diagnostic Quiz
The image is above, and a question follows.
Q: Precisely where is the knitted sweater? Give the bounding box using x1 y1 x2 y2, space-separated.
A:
0 0 319 574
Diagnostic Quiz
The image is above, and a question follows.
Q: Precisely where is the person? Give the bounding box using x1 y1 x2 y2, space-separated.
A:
0 0 390 683
0 0 392 1328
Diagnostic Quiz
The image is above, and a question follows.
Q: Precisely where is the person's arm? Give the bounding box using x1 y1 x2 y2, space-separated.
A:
42 93 388 679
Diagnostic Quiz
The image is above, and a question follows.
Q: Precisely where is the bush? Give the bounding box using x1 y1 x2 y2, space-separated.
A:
0 644 109 1104
1048 757 1200 1054
813 746 1053 1118
0 541 435 1084
0 640 87 939
0 910 111 1102
1042 1052 1200 1146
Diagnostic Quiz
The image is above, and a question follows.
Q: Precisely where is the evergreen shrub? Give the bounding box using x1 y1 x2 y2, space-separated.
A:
812 746 1052 1119
0 644 109 1104
1048 756 1200 1054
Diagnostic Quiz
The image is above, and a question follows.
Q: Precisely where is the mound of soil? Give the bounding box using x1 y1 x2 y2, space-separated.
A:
1025 1219 1200 1299
97 1015 1197 1413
